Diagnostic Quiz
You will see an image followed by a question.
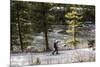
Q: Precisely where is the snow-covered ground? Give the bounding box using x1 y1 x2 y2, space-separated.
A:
10 48 95 67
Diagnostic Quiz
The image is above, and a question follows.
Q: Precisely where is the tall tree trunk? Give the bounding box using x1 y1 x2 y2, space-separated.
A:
44 30 50 51
73 22 76 46
43 20 50 51
17 4 24 52
10 25 13 51
73 21 77 48
10 42 13 51
42 3 50 51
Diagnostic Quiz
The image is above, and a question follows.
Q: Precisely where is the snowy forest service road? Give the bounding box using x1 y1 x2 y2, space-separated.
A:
10 48 95 66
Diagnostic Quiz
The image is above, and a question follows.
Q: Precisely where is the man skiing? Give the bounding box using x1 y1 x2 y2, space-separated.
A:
52 40 59 55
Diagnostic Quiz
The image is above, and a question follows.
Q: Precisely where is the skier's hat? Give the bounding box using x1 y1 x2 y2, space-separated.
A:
55 40 59 42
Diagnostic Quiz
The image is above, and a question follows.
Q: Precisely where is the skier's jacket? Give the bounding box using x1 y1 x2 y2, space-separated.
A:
54 42 58 50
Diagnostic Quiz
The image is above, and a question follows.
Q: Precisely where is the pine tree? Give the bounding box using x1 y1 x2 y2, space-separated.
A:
30 2 55 51
11 1 33 52
65 5 83 48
